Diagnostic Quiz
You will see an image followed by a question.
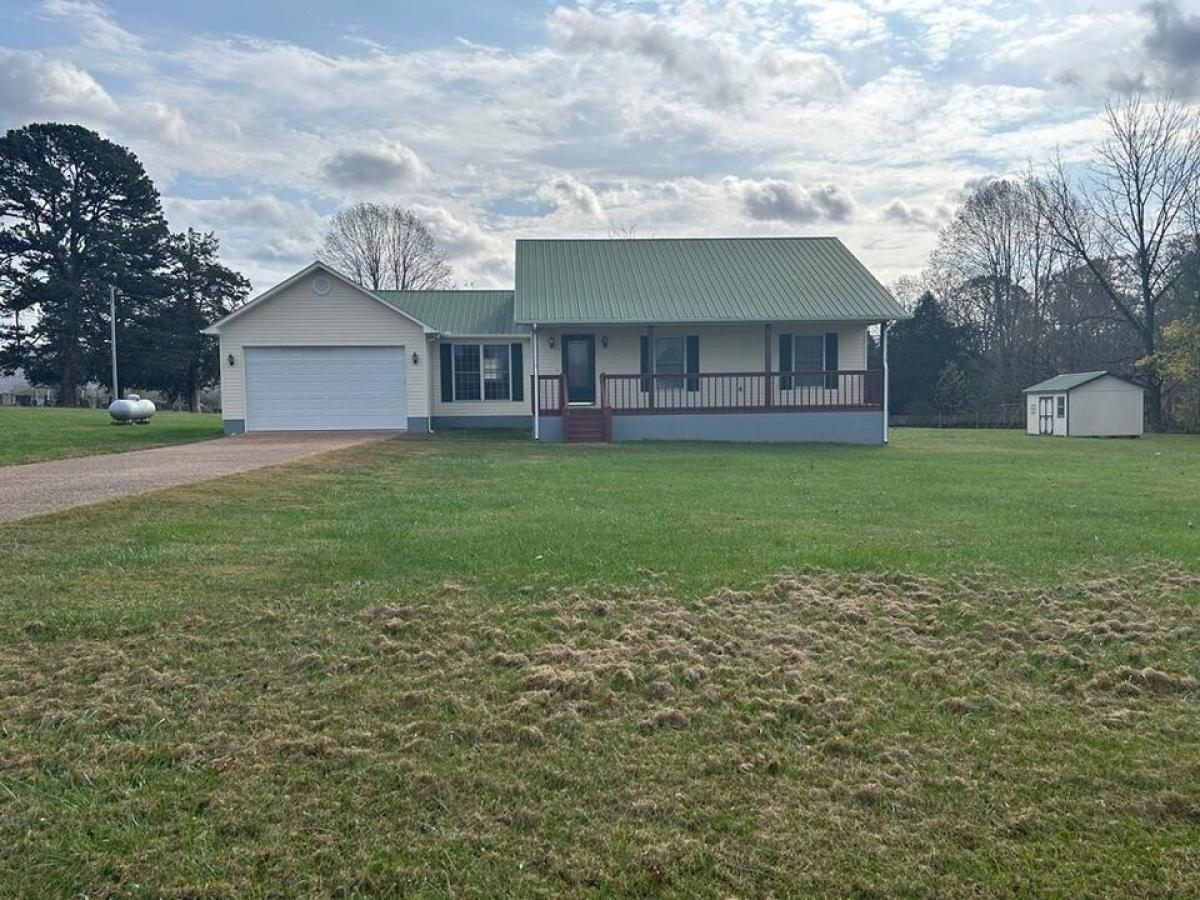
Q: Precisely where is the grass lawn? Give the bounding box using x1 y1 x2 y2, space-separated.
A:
1 428 1198 896
0 407 223 466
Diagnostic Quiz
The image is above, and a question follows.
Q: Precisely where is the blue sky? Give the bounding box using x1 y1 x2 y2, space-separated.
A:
1 0 1196 291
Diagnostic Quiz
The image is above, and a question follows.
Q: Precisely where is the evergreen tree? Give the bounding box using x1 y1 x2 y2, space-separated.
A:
0 124 169 404
135 230 249 410
888 293 975 413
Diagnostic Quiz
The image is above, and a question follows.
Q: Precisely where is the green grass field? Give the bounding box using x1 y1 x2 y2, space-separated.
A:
1 429 1198 896
0 407 223 465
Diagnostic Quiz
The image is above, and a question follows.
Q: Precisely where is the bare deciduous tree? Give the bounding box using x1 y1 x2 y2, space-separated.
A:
321 203 452 291
929 178 1049 402
1034 95 1200 428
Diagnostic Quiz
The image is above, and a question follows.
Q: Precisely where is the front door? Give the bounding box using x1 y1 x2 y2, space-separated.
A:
1038 396 1054 435
562 335 596 404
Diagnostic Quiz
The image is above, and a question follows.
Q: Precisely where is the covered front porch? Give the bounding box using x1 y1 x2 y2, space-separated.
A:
530 323 888 444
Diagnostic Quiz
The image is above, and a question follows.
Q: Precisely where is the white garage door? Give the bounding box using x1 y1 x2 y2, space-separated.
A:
245 346 407 431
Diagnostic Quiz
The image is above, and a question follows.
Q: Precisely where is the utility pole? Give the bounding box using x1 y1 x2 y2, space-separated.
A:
109 286 119 400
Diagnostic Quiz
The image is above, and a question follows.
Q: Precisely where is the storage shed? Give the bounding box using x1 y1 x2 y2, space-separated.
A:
1023 372 1145 437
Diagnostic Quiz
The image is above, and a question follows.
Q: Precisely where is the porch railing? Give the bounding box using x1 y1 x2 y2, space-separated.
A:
601 370 882 414
535 374 565 416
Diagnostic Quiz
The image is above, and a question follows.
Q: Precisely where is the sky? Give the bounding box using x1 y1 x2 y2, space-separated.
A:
2 0 1199 293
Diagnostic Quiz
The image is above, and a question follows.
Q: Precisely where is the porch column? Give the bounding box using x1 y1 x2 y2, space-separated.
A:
882 320 891 445
532 323 540 440
764 323 772 409
646 324 655 410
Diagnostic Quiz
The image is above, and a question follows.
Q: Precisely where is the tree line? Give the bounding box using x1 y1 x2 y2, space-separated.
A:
888 95 1200 432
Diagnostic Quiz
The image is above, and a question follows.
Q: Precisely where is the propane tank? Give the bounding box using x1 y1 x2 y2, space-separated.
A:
109 393 156 424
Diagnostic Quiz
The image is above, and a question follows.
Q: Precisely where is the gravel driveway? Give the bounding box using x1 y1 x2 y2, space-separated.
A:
0 432 392 523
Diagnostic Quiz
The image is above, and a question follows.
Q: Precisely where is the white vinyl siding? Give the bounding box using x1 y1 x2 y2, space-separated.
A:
1068 377 1144 437
534 322 869 408
217 274 428 424
535 323 867 376
430 339 532 418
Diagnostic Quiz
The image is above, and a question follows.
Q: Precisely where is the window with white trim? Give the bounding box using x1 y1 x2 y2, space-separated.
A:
1056 396 1065 418
452 343 513 401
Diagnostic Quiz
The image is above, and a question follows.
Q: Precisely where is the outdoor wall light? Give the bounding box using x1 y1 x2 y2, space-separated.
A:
548 335 556 349
600 335 609 348
412 351 420 365
227 353 236 367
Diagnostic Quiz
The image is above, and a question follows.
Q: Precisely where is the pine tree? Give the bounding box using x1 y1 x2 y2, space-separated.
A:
0 124 168 404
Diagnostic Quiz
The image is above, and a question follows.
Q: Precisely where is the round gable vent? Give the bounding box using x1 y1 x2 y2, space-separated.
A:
312 274 333 295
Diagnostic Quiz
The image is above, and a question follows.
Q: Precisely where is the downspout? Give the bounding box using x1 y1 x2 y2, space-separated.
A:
426 335 436 434
532 324 540 441
882 321 891 445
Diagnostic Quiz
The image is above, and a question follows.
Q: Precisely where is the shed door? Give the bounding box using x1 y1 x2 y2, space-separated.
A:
245 346 407 431
1037 396 1054 435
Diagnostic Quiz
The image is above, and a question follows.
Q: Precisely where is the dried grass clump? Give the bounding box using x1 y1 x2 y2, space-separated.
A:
640 708 688 731
1085 666 1198 696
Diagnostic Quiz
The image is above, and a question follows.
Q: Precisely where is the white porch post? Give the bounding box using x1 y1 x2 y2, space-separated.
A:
882 321 891 444
532 324 540 440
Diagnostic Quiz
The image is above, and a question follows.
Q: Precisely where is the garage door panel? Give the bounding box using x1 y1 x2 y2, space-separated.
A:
245 346 407 431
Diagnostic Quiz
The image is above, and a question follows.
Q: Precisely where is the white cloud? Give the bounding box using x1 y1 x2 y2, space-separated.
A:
723 176 856 224
880 198 945 230
548 5 846 109
162 194 324 284
805 2 889 47
537 174 606 220
40 0 141 54
411 203 511 287
320 142 427 192
0 49 119 121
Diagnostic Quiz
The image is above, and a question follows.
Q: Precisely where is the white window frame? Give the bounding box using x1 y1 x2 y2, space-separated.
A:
452 342 513 402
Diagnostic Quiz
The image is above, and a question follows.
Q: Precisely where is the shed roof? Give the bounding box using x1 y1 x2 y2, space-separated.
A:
376 290 526 336
1023 371 1144 393
513 237 906 324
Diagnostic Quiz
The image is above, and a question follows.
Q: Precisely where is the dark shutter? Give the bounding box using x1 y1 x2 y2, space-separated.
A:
510 342 524 402
685 335 700 392
639 335 651 392
778 333 793 391
824 332 839 389
439 343 454 402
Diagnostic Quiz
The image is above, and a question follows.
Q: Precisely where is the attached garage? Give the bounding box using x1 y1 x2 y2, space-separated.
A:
204 262 435 435
245 346 407 431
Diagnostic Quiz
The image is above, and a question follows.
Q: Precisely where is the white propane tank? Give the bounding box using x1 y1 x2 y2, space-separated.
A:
109 393 156 425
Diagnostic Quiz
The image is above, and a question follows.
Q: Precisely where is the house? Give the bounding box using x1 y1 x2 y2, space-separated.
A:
1023 372 1145 437
204 237 907 444
0 371 57 406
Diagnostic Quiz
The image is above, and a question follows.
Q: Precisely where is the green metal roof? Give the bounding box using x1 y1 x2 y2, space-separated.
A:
513 237 906 324
376 290 525 335
1023 371 1127 393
